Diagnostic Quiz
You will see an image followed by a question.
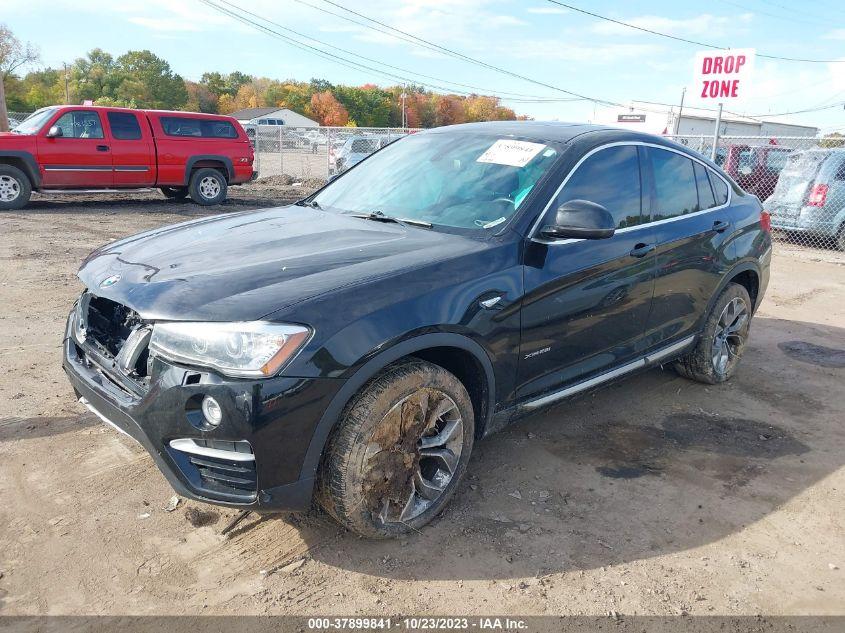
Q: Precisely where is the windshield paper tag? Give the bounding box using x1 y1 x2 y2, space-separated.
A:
477 140 546 167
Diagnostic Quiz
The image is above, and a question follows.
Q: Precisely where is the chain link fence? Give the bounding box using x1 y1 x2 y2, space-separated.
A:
6 112 32 127
249 125 420 183
667 134 845 252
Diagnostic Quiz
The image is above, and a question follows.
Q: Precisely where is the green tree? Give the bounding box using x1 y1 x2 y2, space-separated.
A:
69 49 120 103
113 50 187 109
0 23 39 130
820 133 845 148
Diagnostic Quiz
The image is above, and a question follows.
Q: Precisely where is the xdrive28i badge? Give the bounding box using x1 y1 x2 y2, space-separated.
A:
99 274 121 289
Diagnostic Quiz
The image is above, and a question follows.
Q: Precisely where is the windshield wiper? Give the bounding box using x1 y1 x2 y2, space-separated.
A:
295 199 321 209
350 210 432 228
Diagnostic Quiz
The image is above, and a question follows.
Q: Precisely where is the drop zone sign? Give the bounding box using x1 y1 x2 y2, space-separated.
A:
693 49 756 101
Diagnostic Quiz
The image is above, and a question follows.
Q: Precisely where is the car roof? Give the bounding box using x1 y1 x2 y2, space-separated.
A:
425 120 611 143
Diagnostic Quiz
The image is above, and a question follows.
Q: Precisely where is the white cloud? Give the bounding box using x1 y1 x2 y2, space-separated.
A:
822 29 845 40
128 17 201 32
527 6 568 15
504 40 663 63
591 13 753 38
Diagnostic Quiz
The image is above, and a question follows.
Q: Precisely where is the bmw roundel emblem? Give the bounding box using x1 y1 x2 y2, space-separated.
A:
99 274 122 288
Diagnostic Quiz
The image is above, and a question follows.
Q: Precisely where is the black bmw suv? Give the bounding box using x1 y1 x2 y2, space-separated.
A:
63 122 771 538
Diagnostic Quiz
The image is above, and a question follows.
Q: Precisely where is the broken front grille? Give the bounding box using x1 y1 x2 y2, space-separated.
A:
76 293 152 382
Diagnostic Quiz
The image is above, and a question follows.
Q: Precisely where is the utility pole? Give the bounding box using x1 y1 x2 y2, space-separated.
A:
673 87 686 135
400 83 407 130
63 63 69 104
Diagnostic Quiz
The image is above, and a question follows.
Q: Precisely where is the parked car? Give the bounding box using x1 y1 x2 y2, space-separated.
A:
722 144 792 201
0 106 255 210
334 134 403 173
765 148 845 250
62 122 770 538
8 117 22 130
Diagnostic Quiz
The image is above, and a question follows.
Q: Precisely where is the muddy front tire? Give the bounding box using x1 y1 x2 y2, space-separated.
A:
674 282 752 384
0 165 32 211
318 359 475 538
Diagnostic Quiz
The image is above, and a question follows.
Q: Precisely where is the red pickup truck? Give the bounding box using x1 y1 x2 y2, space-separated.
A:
0 106 255 210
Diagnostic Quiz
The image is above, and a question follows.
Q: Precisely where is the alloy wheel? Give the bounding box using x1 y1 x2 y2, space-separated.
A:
367 388 464 526
712 297 748 375
199 176 221 200
0 175 21 202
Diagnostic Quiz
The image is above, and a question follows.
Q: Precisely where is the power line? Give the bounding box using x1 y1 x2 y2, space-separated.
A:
544 0 845 63
199 0 516 98
295 0 622 105
209 0 565 101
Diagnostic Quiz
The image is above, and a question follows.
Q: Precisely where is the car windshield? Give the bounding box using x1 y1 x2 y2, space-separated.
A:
11 107 58 135
312 131 560 230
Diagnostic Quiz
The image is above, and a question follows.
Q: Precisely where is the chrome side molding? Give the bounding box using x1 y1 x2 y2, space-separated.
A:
520 335 696 411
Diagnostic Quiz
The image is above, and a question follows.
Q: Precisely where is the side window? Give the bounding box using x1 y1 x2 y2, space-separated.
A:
160 116 238 139
648 148 699 219
694 162 717 210
708 170 729 205
107 112 142 140
552 145 643 229
52 110 104 139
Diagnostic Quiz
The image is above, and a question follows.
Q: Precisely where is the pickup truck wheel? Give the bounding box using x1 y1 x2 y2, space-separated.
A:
318 359 475 538
188 168 227 206
160 186 188 200
0 165 32 211
674 283 752 384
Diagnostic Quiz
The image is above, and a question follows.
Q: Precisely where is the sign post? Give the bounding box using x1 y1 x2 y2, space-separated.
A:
711 103 723 161
690 48 755 160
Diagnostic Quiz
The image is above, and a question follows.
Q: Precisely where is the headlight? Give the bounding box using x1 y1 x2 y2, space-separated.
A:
149 321 311 378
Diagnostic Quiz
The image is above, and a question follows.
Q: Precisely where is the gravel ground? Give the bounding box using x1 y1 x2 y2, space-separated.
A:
0 187 843 620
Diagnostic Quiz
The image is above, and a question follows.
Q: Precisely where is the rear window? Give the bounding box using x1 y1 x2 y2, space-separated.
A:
350 139 380 153
160 116 238 139
107 112 142 140
766 149 791 171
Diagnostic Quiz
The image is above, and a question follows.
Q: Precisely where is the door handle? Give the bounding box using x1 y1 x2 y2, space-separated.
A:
629 243 655 258
96 145 109 152
712 220 729 233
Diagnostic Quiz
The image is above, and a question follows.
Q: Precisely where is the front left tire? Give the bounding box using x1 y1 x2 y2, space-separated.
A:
0 165 32 211
318 359 475 538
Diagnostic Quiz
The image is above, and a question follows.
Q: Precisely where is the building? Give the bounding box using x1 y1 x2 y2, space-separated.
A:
594 102 819 139
229 107 319 128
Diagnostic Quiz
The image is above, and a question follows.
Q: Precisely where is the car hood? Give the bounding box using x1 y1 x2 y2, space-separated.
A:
78 206 487 322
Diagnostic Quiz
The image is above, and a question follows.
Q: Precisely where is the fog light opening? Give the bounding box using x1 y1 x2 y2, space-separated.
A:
201 396 223 427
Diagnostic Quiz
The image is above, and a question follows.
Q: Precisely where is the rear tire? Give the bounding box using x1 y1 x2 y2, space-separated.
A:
318 359 475 538
674 283 752 384
188 168 227 206
160 186 188 200
0 165 32 211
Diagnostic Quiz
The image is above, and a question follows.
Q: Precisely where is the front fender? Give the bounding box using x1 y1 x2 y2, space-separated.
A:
294 331 497 483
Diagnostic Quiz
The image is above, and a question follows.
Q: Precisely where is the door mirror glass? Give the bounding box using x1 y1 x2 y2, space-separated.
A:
46 125 63 138
540 200 616 240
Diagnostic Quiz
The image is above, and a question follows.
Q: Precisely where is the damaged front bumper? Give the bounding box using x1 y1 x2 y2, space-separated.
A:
61 302 340 512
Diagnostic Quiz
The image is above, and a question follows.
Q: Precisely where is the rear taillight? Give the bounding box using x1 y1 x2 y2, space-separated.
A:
807 183 828 207
760 210 771 233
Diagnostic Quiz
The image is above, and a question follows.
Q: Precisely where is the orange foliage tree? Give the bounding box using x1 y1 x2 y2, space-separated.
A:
309 90 349 126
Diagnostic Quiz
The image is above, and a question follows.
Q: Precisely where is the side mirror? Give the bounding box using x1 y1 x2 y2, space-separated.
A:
540 199 616 240
46 125 63 138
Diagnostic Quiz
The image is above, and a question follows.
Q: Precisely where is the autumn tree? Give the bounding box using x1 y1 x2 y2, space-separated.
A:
0 24 39 131
309 90 348 126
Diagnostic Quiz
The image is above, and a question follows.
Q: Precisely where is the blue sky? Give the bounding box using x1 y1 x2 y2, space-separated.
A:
4 0 845 131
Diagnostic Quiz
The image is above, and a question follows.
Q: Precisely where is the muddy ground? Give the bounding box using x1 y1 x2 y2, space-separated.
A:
0 187 843 618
